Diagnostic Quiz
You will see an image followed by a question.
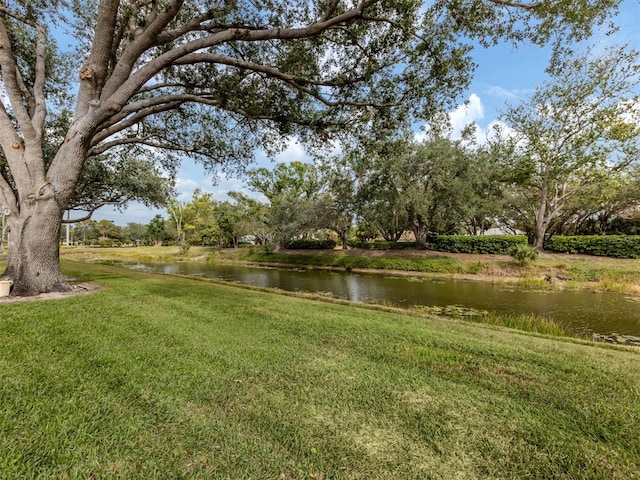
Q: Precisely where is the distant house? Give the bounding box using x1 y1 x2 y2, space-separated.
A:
481 227 525 236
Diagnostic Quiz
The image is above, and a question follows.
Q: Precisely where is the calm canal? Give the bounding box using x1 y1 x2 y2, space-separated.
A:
122 262 640 336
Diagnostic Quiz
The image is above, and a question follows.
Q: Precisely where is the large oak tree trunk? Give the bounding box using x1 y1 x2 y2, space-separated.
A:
1 194 70 296
532 221 547 250
409 214 428 249
532 184 550 250
340 228 349 250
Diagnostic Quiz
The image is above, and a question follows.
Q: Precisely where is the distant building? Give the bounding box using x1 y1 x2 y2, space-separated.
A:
481 227 525 236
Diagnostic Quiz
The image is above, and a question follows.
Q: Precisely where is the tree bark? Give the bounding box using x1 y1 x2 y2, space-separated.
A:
533 200 549 249
409 213 428 249
339 227 349 250
532 221 547 249
531 182 550 249
1 196 71 296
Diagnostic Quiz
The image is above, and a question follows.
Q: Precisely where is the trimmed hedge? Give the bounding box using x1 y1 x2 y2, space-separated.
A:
348 240 417 250
285 239 336 250
427 235 528 254
349 235 527 254
545 235 640 259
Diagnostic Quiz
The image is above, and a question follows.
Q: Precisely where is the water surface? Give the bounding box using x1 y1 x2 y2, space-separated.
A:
121 261 640 336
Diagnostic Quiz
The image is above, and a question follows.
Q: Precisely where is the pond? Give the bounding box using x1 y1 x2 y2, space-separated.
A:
121 261 640 336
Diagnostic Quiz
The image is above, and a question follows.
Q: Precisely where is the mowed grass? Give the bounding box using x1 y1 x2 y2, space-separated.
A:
1 261 639 479
243 251 471 274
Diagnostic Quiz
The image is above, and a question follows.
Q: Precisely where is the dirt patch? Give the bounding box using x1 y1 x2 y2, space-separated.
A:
0 282 104 304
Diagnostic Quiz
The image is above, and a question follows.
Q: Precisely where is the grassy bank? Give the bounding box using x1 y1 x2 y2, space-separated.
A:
1 261 639 478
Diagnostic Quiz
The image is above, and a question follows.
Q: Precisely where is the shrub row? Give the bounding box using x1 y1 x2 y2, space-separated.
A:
348 240 417 250
349 235 527 254
427 235 528 254
285 239 337 250
545 235 640 258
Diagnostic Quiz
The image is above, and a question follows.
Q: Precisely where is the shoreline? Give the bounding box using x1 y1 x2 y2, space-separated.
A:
53 245 640 296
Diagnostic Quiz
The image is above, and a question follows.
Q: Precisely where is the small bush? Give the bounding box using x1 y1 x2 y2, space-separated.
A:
261 242 276 254
97 239 113 247
348 240 392 250
545 235 640 258
508 244 538 266
285 239 336 250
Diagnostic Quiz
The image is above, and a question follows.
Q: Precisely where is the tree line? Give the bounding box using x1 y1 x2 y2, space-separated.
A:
88 43 640 252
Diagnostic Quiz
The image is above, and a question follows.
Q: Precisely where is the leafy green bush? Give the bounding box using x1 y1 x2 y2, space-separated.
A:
427 235 528 254
348 240 418 250
97 239 122 248
285 239 336 250
545 235 640 258
349 236 526 254
389 241 418 250
508 244 538 266
179 242 191 255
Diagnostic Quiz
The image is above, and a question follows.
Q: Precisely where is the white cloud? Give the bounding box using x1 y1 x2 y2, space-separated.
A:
273 138 309 164
485 86 522 101
417 94 518 146
174 178 202 200
483 119 517 143
448 93 485 140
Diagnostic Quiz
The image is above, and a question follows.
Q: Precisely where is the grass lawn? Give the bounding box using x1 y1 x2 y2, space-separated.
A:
1 261 639 478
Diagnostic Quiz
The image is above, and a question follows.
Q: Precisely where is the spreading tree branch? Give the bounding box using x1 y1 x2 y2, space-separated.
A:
173 53 401 108
92 0 377 125
63 198 133 223
0 18 37 142
32 25 47 141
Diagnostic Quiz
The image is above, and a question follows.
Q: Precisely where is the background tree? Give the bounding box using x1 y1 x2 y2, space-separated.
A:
246 161 321 247
166 198 189 250
497 46 640 248
96 219 120 240
316 156 361 249
351 135 502 246
72 220 97 245
182 189 218 246
227 192 273 246
354 137 410 242
549 166 640 236
145 214 168 246
214 201 245 248
120 222 146 245
404 137 485 245
246 162 320 204
460 143 505 235
0 0 621 295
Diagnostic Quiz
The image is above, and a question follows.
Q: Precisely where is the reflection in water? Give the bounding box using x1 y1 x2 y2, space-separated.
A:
125 262 640 336
345 276 362 303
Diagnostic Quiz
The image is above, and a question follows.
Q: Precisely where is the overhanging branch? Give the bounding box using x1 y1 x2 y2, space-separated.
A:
95 0 378 120
63 199 132 223
0 18 37 142
173 54 400 108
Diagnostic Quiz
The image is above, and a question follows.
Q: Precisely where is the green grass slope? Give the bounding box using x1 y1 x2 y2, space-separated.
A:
1 262 638 479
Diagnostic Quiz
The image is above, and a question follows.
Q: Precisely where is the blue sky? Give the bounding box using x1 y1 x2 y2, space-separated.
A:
94 0 640 226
